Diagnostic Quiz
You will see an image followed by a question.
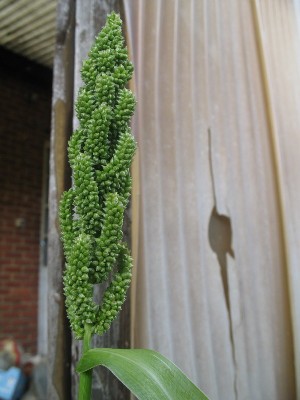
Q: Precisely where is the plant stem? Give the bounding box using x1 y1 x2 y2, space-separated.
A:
78 324 93 400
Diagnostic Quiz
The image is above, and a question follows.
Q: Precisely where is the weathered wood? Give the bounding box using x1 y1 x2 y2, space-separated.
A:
71 1 131 399
47 1 75 399
252 2 300 395
124 1 296 399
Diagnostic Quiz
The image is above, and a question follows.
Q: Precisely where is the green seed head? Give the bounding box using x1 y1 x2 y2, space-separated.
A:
59 12 136 339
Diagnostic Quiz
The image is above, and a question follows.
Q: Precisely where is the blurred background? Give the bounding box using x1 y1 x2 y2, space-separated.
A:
0 1 299 399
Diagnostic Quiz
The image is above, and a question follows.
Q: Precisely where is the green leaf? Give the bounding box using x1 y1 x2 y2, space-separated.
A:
76 348 210 400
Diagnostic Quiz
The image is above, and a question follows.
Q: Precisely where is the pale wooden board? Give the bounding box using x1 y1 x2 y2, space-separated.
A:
125 0 297 399
254 1 300 396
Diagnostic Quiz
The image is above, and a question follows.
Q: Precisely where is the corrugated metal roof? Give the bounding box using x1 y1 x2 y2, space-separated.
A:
0 0 57 68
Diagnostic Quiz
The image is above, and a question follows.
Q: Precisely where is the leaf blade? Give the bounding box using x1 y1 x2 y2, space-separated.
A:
76 348 210 400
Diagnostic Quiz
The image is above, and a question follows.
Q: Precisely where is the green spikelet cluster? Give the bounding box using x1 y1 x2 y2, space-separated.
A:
59 12 136 339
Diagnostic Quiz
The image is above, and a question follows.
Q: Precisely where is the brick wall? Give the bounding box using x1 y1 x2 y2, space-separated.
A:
0 48 52 353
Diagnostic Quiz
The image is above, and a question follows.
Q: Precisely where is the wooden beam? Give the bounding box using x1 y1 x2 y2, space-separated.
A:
71 1 131 399
47 1 75 399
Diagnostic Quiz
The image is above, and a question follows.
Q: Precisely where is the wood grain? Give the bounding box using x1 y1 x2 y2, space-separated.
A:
47 1 75 399
124 1 297 399
72 1 131 399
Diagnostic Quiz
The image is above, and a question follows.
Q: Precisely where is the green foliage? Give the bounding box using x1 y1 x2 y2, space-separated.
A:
77 348 210 400
59 12 136 339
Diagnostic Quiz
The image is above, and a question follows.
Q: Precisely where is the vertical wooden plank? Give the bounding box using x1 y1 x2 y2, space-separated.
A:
124 0 296 399
71 1 131 399
252 2 300 396
47 1 75 399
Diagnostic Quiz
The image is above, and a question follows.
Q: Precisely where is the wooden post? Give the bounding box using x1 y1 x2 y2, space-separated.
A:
48 1 131 398
71 3 131 398
47 1 75 399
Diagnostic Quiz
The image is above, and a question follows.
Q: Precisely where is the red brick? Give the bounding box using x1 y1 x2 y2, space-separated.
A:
0 58 51 354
